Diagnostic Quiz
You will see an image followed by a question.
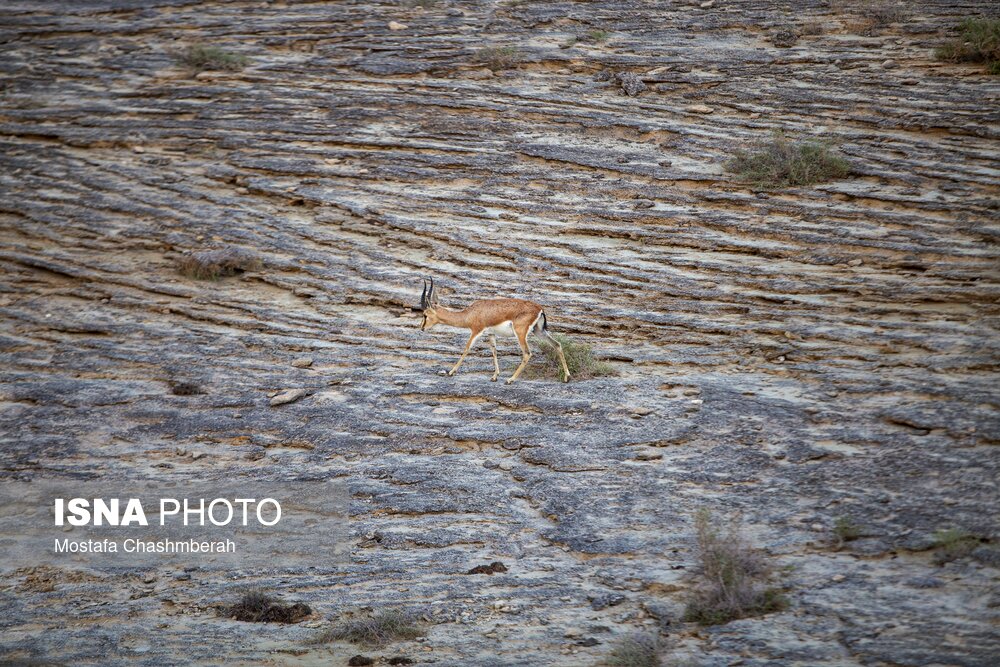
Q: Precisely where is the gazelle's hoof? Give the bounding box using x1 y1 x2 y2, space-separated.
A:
505 378 514 385
562 376 570 383
447 370 455 377
490 376 498 382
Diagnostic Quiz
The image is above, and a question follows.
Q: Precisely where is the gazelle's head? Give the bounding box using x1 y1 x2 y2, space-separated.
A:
419 277 440 331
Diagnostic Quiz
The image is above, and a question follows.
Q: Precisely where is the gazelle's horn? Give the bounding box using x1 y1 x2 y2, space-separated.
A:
420 279 428 310
429 276 437 305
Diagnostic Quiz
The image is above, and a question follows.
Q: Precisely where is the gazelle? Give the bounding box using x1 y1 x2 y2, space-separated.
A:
418 277 570 384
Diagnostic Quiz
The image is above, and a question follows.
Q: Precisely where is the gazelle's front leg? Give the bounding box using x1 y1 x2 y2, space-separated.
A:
448 330 481 377
488 335 500 382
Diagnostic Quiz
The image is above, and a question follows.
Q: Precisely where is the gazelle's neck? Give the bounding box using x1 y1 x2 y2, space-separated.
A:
435 306 469 328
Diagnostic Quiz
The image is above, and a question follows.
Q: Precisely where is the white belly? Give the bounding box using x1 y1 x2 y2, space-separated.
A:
485 321 516 337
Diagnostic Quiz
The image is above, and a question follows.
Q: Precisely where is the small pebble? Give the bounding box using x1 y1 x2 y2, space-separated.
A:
685 104 714 114
270 388 309 406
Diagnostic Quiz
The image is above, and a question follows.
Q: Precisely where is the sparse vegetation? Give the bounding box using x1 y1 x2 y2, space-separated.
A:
861 2 909 26
525 333 617 381
833 516 862 548
565 29 611 48
169 380 203 396
586 29 611 43
178 45 249 72
726 133 851 188
932 528 980 565
223 590 311 623
799 21 824 36
842 1 909 36
935 18 1000 75
473 46 522 71
682 509 788 626
314 610 425 646
602 632 662 667
176 247 263 280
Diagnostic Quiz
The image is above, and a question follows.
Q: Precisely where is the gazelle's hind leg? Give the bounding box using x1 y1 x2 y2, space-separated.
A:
488 335 500 382
505 325 532 384
534 320 570 382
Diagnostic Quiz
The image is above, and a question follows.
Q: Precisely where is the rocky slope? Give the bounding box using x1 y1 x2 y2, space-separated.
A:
1 0 998 665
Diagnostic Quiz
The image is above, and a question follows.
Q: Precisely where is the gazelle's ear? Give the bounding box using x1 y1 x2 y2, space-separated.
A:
429 276 439 305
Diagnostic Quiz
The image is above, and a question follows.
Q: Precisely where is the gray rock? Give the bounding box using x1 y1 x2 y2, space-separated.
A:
972 546 1000 568
589 593 626 610
1 0 998 665
613 71 647 96
269 388 309 406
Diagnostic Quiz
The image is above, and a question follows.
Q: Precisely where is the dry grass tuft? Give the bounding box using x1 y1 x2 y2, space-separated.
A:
799 21 824 36
313 610 425 646
840 1 909 36
524 333 617 381
178 45 249 72
726 134 850 188
935 18 1000 74
682 509 788 626
473 46 523 71
861 2 909 26
176 247 262 280
224 590 311 624
602 632 663 667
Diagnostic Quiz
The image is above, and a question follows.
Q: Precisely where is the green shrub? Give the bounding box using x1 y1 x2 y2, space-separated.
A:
178 45 249 72
726 134 850 188
525 333 617 381
935 18 1000 74
682 510 789 626
586 29 611 43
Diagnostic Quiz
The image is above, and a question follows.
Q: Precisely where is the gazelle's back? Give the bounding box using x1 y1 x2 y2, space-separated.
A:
464 298 542 328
